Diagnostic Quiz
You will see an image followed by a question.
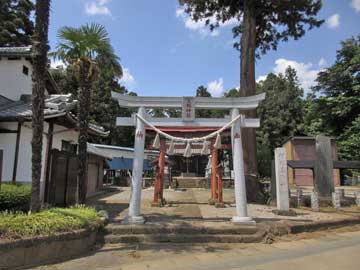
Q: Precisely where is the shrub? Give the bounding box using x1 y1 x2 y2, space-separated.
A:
0 205 99 239
0 184 31 212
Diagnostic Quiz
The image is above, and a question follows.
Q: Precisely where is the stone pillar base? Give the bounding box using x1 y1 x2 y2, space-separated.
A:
121 215 145 225
232 216 256 225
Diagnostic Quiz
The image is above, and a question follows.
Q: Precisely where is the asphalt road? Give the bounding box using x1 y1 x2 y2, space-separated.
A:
34 230 360 270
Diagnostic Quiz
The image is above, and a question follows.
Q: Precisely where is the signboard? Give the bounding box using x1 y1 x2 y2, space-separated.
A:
182 97 195 122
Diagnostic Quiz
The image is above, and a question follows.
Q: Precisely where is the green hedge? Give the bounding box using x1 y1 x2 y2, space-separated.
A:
0 205 99 239
0 184 31 212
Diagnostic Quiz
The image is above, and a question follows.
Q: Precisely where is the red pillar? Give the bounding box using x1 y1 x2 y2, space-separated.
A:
217 167 224 206
153 167 160 203
211 147 218 201
153 138 166 206
158 139 166 202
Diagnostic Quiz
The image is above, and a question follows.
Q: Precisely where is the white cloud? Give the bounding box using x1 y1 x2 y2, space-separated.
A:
318 57 327 68
207 78 225 97
85 0 111 16
119 68 135 87
256 75 267 83
326 13 340 29
257 58 321 90
351 0 360 13
50 59 66 69
176 7 238 37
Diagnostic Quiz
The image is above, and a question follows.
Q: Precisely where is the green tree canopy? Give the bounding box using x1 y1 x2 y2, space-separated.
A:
180 0 323 55
0 0 34 46
195 85 213 118
257 67 304 151
305 35 360 161
305 36 360 136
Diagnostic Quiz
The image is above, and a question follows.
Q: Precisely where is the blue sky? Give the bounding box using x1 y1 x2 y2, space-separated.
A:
48 0 360 97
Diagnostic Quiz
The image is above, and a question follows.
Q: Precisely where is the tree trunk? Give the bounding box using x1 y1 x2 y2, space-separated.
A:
77 59 92 204
30 0 51 213
240 0 263 202
240 0 257 174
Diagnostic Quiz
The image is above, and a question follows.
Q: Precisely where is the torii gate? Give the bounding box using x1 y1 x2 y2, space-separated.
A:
112 92 266 225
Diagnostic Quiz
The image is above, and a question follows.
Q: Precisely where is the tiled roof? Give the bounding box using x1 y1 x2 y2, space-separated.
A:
0 94 109 137
0 46 32 57
0 95 13 107
0 94 75 121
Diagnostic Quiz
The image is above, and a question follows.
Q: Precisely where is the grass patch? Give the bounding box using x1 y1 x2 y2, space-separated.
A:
0 184 31 212
0 205 100 240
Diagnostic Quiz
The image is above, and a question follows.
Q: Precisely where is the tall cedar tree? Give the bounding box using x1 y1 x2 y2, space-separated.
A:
51 24 122 203
180 0 323 180
30 0 50 213
0 0 34 46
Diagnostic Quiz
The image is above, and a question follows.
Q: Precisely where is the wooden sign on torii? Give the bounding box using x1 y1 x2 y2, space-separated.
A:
112 91 266 225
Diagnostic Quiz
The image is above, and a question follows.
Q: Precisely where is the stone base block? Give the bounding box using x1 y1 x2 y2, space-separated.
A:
232 216 256 225
121 215 145 225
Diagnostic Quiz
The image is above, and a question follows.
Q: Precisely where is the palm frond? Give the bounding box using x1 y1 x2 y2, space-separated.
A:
51 23 122 78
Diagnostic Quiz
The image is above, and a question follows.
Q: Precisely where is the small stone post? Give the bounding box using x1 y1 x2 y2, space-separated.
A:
332 191 341 210
338 188 345 199
311 191 319 211
275 148 290 212
354 191 360 207
296 188 303 207
314 135 334 197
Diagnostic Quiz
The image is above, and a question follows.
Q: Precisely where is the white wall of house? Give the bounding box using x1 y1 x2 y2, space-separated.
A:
0 58 33 101
0 122 18 181
0 121 78 198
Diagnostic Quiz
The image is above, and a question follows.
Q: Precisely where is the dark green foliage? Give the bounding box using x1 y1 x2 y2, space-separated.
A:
0 205 99 239
0 0 34 46
305 35 360 162
89 69 135 147
257 67 304 152
306 36 360 136
195 85 213 118
180 0 323 55
0 184 31 212
338 116 360 160
50 66 136 147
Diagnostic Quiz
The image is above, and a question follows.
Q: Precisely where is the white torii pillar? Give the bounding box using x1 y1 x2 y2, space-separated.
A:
123 107 146 224
231 109 255 225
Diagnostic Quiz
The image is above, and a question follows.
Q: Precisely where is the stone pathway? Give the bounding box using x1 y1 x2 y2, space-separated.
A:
88 187 360 227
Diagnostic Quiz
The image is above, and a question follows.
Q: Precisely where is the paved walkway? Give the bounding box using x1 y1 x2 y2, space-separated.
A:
32 227 360 270
88 187 360 227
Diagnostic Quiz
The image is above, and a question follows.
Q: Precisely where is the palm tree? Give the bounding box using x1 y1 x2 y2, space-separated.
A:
51 23 122 203
30 0 51 213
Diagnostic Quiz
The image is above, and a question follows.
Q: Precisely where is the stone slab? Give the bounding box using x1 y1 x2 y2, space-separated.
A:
275 148 290 211
314 135 334 197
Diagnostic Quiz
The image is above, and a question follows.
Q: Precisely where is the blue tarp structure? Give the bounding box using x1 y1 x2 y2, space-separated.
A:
107 157 152 171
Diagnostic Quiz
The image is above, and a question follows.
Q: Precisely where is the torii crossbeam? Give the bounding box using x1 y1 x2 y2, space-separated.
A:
112 92 266 225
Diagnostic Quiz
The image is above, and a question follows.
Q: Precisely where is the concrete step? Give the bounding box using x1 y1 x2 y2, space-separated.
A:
105 224 258 235
102 231 266 244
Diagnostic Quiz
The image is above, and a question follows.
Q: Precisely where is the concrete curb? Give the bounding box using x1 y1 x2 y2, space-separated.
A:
287 217 360 234
0 223 103 270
